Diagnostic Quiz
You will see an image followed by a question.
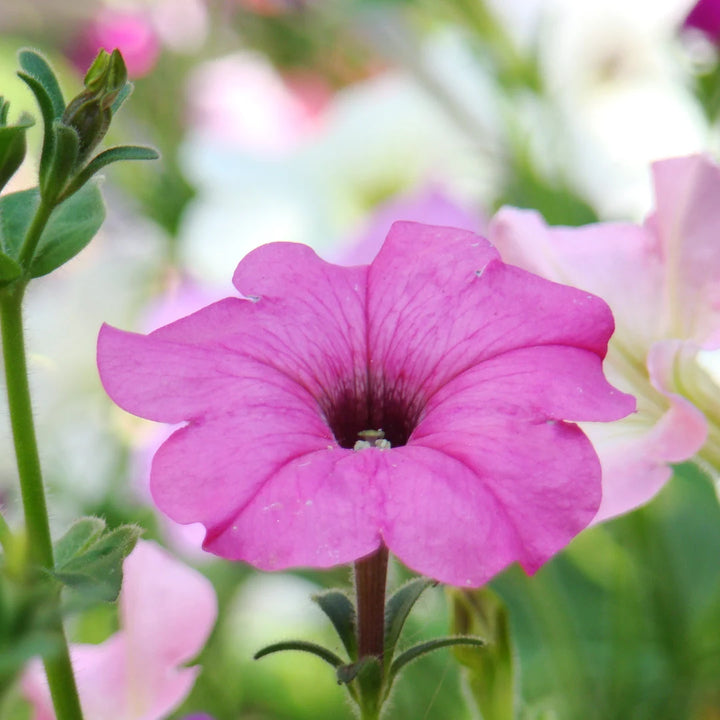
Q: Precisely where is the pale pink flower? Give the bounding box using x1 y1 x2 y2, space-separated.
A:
22 541 217 720
489 153 720 522
97 223 633 587
186 53 328 154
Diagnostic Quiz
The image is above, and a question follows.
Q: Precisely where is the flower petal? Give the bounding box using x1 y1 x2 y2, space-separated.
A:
204 448 383 569
380 420 600 587
489 207 665 350
648 154 720 345
21 542 215 720
368 221 617 403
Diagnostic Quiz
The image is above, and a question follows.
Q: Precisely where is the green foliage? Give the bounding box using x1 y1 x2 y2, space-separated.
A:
51 517 141 608
313 589 357 659
0 182 105 280
449 586 515 720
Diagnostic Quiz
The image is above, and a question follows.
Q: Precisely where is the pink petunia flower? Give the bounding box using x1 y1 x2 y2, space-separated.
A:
489 153 720 523
683 0 720 43
97 223 634 587
22 541 217 720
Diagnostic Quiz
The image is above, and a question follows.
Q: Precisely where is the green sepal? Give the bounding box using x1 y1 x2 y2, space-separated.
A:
59 145 159 202
349 656 383 716
51 520 141 607
110 82 134 116
384 577 436 657
313 589 357 661
0 181 105 277
40 122 79 203
0 109 34 193
388 635 485 685
254 640 345 669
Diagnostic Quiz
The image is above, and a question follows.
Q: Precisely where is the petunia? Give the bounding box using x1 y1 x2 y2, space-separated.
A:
97 222 634 587
683 0 720 43
488 153 720 523
22 541 217 720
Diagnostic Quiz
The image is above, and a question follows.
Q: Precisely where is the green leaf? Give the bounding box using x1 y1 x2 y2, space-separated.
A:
40 122 79 202
53 517 106 569
254 640 345 668
18 50 65 119
53 524 141 605
0 112 34 193
60 144 159 202
313 589 357 661
388 635 485 684
17 50 66 188
0 182 106 277
384 577 436 658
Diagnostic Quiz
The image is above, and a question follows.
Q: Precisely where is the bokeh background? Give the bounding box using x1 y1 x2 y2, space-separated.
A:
2 0 720 718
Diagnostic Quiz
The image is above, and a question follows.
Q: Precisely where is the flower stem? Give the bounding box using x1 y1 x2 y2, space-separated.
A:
18 197 54 269
354 545 389 660
0 283 85 720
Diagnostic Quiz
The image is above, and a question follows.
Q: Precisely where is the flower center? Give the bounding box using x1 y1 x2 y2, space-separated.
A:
322 380 422 450
354 429 392 451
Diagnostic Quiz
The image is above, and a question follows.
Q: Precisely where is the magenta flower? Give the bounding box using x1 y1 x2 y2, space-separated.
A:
97 223 633 587
22 541 217 720
489 154 720 522
684 0 720 43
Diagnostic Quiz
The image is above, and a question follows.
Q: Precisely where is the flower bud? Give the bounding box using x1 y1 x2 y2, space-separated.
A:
62 49 128 163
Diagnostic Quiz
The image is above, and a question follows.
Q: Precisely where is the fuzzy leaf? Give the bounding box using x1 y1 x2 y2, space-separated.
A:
53 524 141 604
0 182 105 277
384 577 436 658
254 640 345 668
313 589 357 661
388 635 485 684
53 517 106 569
17 50 65 119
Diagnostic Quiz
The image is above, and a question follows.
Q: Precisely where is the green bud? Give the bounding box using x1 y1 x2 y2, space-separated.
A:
0 97 34 193
61 49 128 164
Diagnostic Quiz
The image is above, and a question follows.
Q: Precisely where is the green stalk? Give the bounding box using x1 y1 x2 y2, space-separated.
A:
0 511 12 555
18 197 54 269
1 227 85 720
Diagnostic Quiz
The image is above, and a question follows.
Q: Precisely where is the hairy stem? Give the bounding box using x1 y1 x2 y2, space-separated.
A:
355 545 389 660
0 284 84 720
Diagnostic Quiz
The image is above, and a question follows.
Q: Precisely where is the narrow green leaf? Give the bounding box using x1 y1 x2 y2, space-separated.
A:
18 50 65 119
60 144 159 202
384 577 436 658
16 72 56 186
388 635 485 683
254 640 345 668
40 122 79 202
313 590 357 661
53 518 106 569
